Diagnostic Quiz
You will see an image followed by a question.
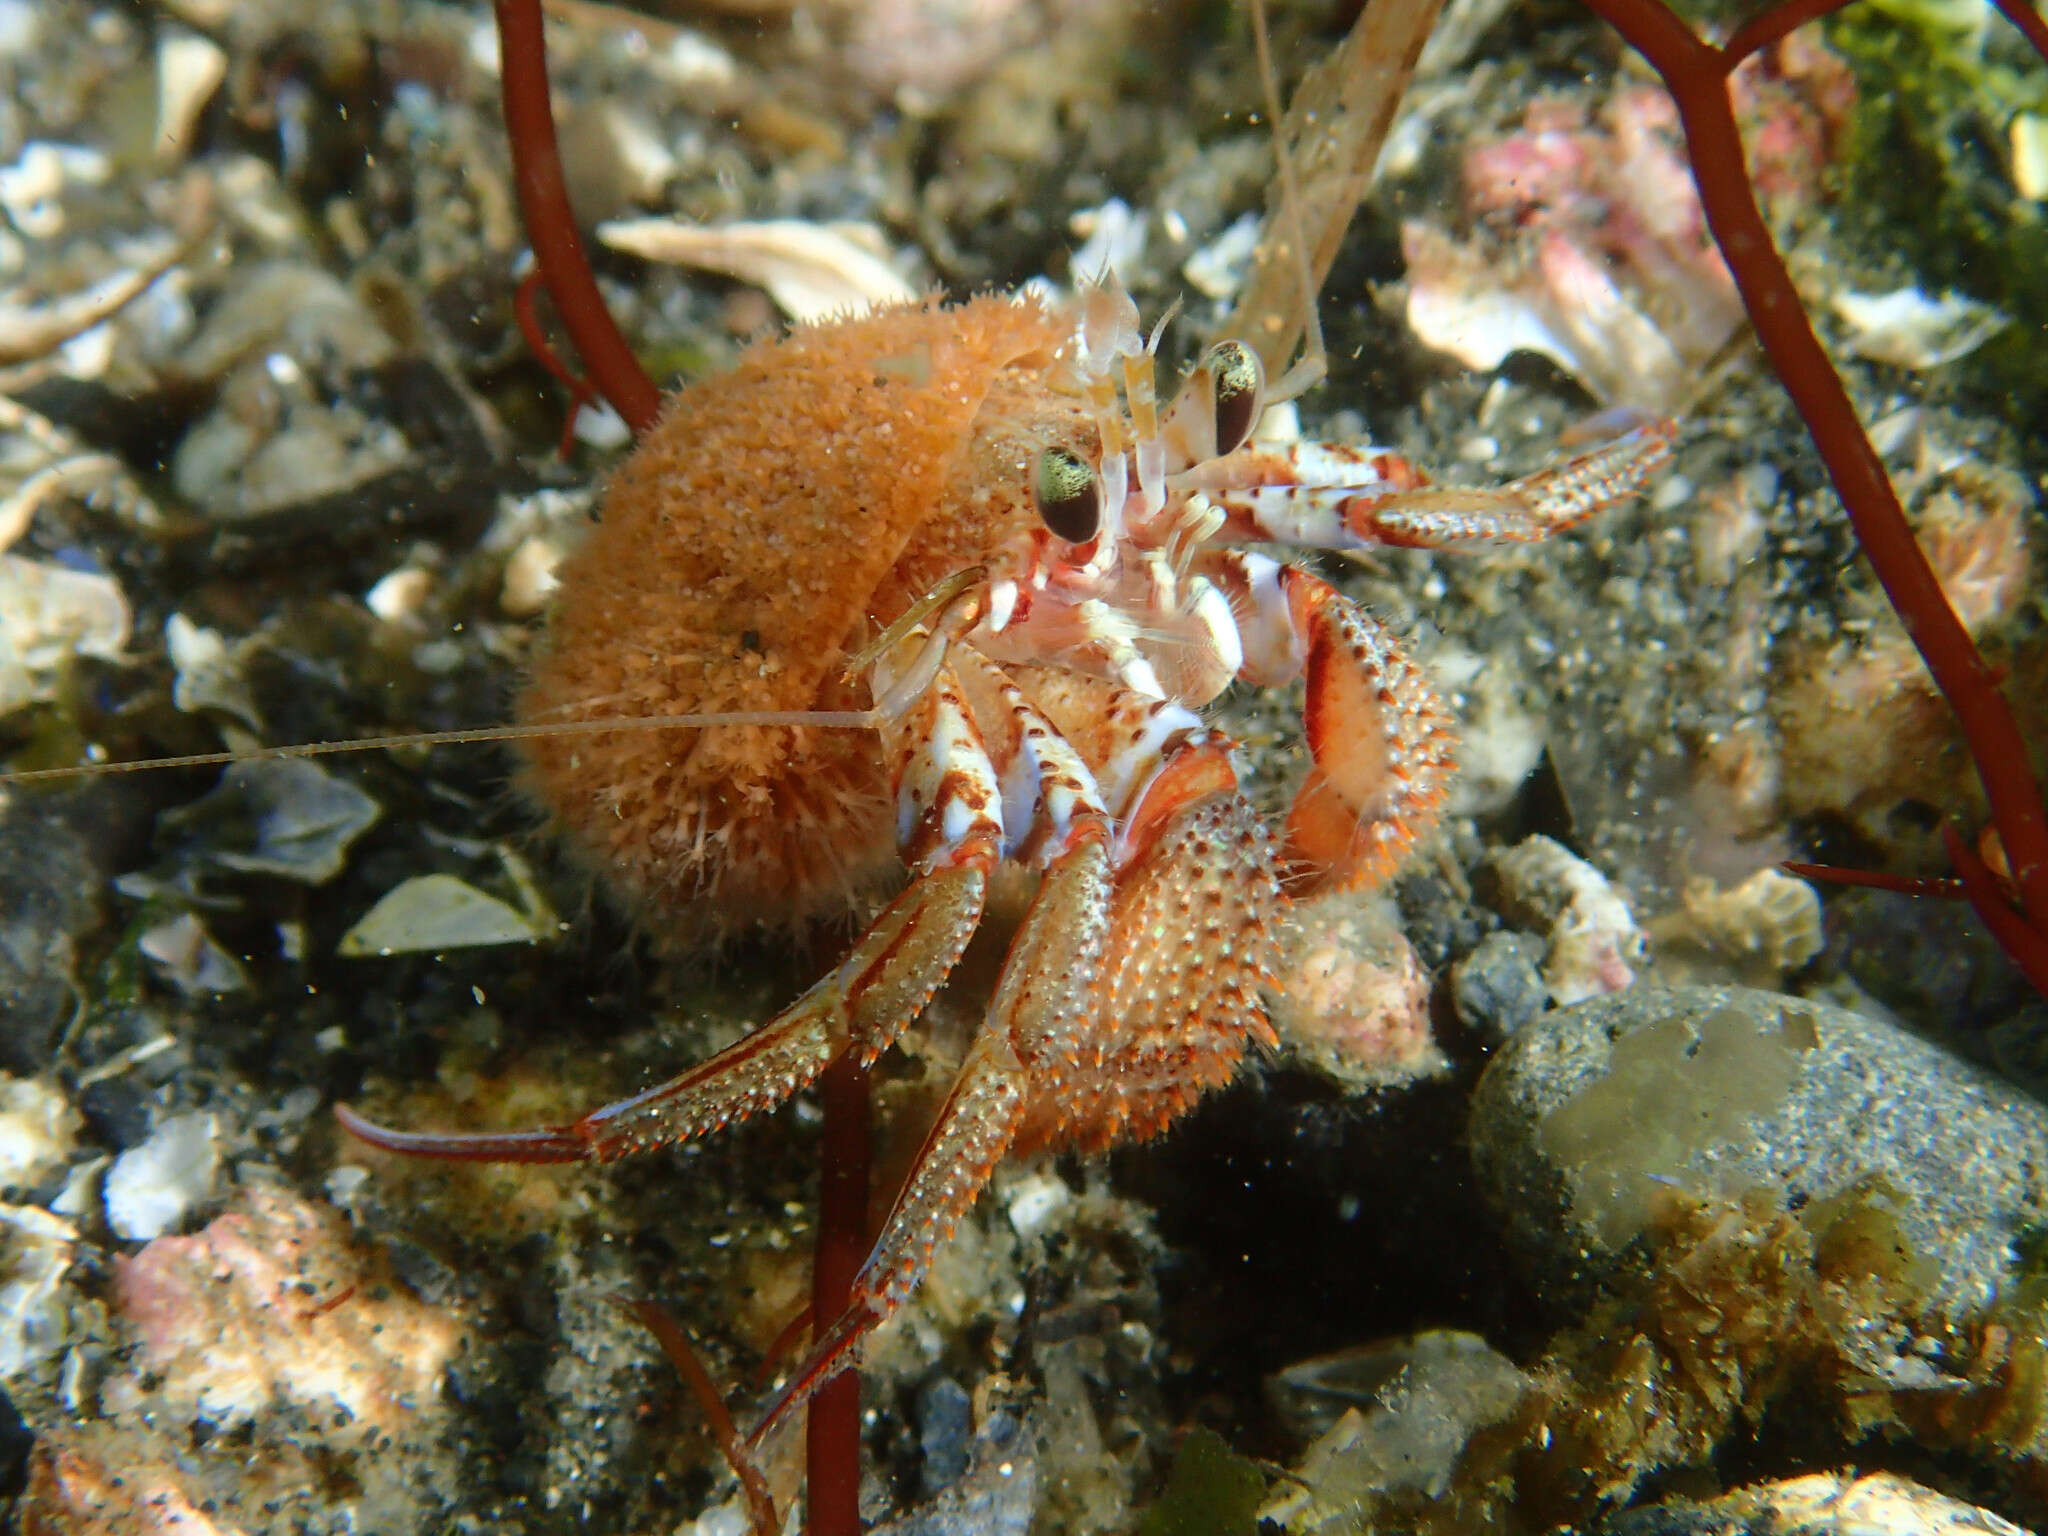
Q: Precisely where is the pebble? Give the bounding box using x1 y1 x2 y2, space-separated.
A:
1469 985 2048 1318
1450 930 1547 1044
1600 1470 2034 1535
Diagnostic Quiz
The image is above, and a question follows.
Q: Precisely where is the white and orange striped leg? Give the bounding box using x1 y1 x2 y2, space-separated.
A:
336 651 1008 1165
750 651 1122 1441
1185 417 1676 551
1204 552 1457 893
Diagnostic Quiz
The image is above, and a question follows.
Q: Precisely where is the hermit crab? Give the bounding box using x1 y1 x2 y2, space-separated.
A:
334 276 1674 1440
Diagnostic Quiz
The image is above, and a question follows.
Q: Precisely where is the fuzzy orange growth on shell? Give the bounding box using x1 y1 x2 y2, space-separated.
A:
519 295 1071 927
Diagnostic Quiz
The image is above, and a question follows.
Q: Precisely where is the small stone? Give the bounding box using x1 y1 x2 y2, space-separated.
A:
1470 985 2048 1318
916 1375 974 1496
110 1185 465 1432
104 1113 218 1241
1451 932 1547 1044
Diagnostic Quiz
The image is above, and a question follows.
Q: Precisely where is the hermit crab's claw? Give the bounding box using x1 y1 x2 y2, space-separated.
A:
1281 567 1455 893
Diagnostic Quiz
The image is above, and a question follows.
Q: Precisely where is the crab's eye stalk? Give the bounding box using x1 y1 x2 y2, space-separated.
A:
1034 445 1102 543
1208 339 1264 457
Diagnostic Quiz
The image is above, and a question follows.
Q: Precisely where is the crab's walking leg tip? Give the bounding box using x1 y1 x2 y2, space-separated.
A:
745 1353 858 1454
332 1101 593 1163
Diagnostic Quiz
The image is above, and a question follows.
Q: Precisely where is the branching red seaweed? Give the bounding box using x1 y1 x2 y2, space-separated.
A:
491 6 872 1531
1571 0 2048 996
493 0 661 435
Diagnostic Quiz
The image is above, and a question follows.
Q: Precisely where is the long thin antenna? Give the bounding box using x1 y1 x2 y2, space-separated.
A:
1249 0 1328 399
0 709 883 787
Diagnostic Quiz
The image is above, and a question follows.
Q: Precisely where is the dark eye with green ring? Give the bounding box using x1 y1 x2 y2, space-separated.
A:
1208 339 1264 457
1034 445 1102 543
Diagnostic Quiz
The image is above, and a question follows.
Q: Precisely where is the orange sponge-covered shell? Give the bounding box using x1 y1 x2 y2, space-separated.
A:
519 294 1069 929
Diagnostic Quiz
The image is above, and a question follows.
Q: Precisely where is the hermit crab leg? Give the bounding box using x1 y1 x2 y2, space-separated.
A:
1189 417 1676 550
337 653 1007 1165
750 655 1121 1443
1203 552 1456 892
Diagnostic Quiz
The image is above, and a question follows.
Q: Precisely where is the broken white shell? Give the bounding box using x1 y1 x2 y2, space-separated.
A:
597 217 916 322
105 1113 220 1242
1832 287 2008 370
0 554 130 716
339 874 549 956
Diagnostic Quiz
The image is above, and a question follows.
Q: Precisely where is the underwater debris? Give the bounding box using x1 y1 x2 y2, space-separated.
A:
1487 835 1643 1007
0 1076 78 1195
152 28 226 166
1831 285 2011 369
1772 446 2036 843
103 1111 218 1241
0 1202 75 1379
1400 88 1746 410
0 555 129 717
596 217 917 322
1399 44 1849 410
1262 1331 1531 1532
136 909 250 997
1647 867 1823 990
338 869 556 956
152 759 381 886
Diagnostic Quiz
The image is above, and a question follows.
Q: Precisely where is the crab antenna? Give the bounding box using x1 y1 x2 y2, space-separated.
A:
0 708 884 787
1249 0 1327 403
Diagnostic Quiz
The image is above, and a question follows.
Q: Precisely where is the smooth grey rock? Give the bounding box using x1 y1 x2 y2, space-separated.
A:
1469 985 2048 1318
1597 1470 2034 1535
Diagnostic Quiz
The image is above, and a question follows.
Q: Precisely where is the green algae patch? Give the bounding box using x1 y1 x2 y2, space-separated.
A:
1537 1003 1816 1247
